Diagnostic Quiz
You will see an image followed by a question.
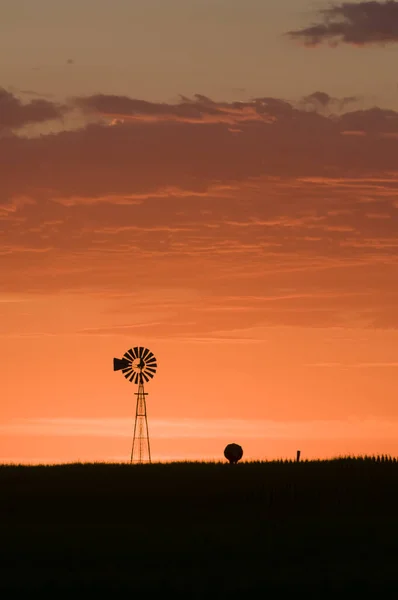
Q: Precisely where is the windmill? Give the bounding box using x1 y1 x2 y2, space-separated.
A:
113 346 157 464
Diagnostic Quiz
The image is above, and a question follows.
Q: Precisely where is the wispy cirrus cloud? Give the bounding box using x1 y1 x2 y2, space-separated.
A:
307 361 398 368
287 1 398 47
52 184 236 206
1 416 397 440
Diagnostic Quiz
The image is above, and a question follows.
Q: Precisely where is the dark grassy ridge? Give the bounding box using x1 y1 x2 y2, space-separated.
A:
1 457 398 597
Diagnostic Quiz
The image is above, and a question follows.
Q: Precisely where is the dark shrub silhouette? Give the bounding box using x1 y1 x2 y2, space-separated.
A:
224 443 243 464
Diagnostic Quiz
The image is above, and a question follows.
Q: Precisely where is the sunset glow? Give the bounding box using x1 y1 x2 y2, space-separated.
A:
2 0 398 463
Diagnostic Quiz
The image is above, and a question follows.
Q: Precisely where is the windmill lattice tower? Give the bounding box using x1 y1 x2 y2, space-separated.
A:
113 346 157 464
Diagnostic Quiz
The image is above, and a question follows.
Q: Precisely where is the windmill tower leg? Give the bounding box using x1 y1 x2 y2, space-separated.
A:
131 383 151 464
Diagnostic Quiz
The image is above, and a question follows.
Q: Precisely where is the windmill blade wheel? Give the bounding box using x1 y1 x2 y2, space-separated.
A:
114 347 157 384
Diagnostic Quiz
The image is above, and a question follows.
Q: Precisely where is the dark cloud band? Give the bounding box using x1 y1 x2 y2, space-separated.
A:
287 1 398 47
1 91 398 201
0 88 66 131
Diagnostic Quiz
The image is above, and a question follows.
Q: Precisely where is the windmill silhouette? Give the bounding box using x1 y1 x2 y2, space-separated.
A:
113 346 157 463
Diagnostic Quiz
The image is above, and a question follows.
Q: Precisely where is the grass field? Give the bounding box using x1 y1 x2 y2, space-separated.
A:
1 457 398 596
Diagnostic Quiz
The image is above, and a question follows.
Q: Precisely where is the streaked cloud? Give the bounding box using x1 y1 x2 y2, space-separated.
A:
1 416 397 441
307 362 398 369
0 195 35 216
74 93 277 125
52 184 235 206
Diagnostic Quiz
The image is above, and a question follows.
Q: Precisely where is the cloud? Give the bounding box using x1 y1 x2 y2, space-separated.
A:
287 1 398 47
1 93 398 203
307 362 398 368
1 417 397 441
301 91 358 113
74 93 277 124
2 89 398 331
0 195 35 216
339 107 398 132
52 185 233 206
0 88 66 132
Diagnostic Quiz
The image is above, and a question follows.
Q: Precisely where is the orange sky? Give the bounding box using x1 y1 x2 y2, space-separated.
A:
1 1 398 463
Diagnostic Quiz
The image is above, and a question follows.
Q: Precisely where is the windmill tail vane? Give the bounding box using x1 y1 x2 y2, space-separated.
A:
113 346 157 464
113 357 130 371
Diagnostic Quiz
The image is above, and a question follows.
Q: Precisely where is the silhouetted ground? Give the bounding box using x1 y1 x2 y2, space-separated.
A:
1 457 398 597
